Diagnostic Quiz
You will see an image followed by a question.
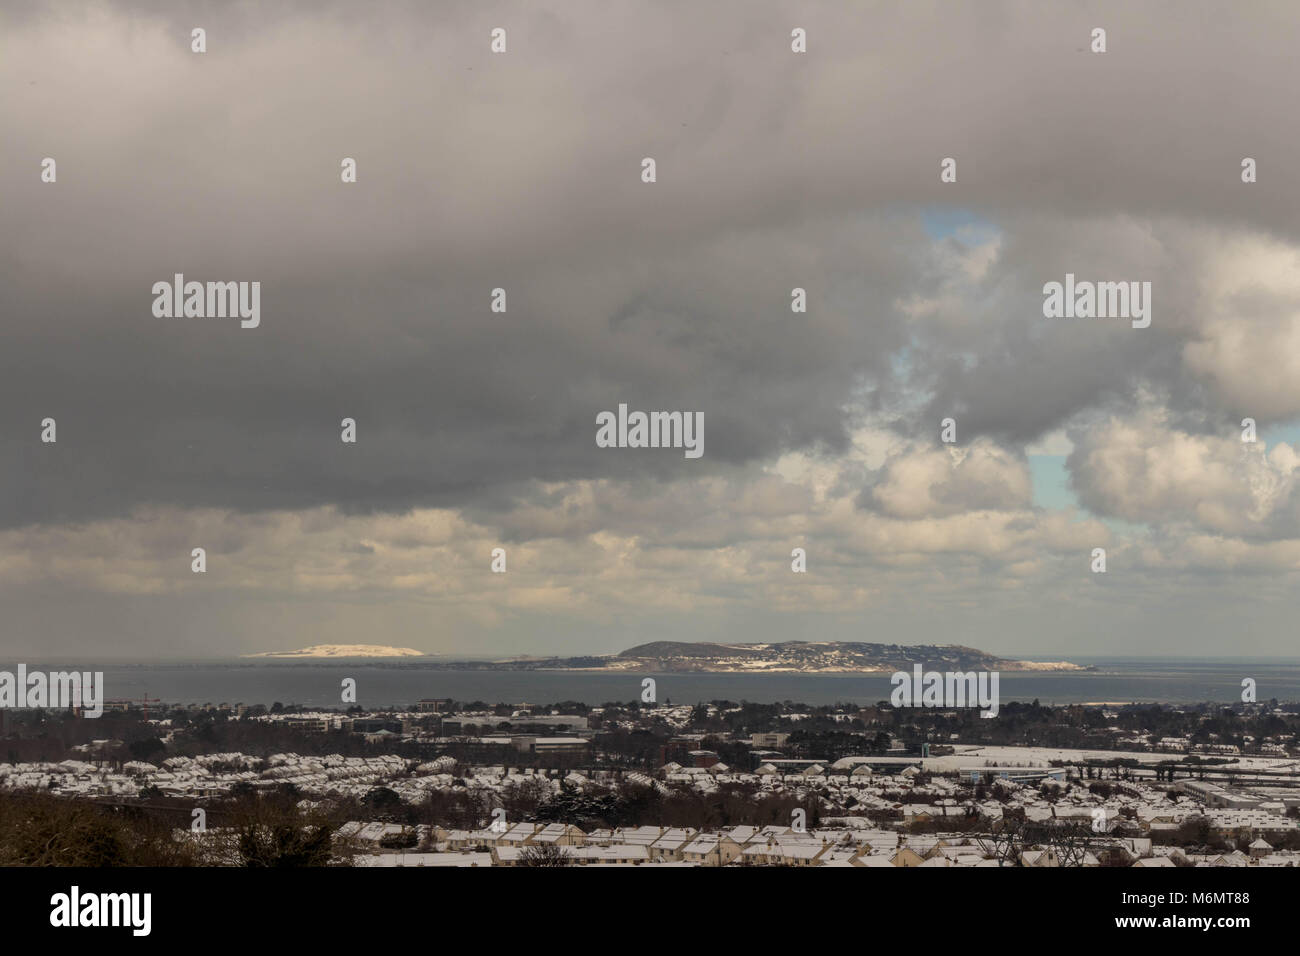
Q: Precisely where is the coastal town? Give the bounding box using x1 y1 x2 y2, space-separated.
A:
3 696 1300 867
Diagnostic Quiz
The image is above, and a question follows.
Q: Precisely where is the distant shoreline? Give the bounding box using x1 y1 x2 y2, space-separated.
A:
226 640 1092 675
7 660 1300 707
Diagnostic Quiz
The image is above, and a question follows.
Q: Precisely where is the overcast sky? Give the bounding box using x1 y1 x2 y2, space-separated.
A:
4 1 1300 660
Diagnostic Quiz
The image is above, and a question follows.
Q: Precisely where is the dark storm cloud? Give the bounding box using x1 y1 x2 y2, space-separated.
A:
2 0 1299 532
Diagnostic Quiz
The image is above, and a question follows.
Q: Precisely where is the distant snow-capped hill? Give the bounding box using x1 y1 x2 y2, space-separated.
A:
611 640 1016 673
435 641 1088 673
243 644 426 659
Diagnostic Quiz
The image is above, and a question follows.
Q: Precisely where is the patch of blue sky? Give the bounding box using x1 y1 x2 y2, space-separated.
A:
1261 421 1300 448
920 206 1000 244
1029 453 1146 536
1029 455 1073 511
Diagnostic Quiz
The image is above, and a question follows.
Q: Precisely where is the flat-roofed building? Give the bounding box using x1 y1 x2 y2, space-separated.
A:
511 736 590 756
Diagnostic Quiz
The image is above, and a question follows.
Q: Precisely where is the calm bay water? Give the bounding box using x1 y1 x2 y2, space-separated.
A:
20 657 1300 708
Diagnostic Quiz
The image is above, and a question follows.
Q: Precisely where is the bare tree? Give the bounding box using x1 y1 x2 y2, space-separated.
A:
977 817 1114 867
517 843 574 867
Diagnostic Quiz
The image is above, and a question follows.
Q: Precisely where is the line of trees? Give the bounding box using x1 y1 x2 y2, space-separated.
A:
0 787 350 867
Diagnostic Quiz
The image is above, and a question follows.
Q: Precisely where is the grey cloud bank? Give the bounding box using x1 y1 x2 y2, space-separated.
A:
3 1 1300 658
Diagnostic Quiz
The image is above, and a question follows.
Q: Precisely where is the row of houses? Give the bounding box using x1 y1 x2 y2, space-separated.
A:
340 820 1300 867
